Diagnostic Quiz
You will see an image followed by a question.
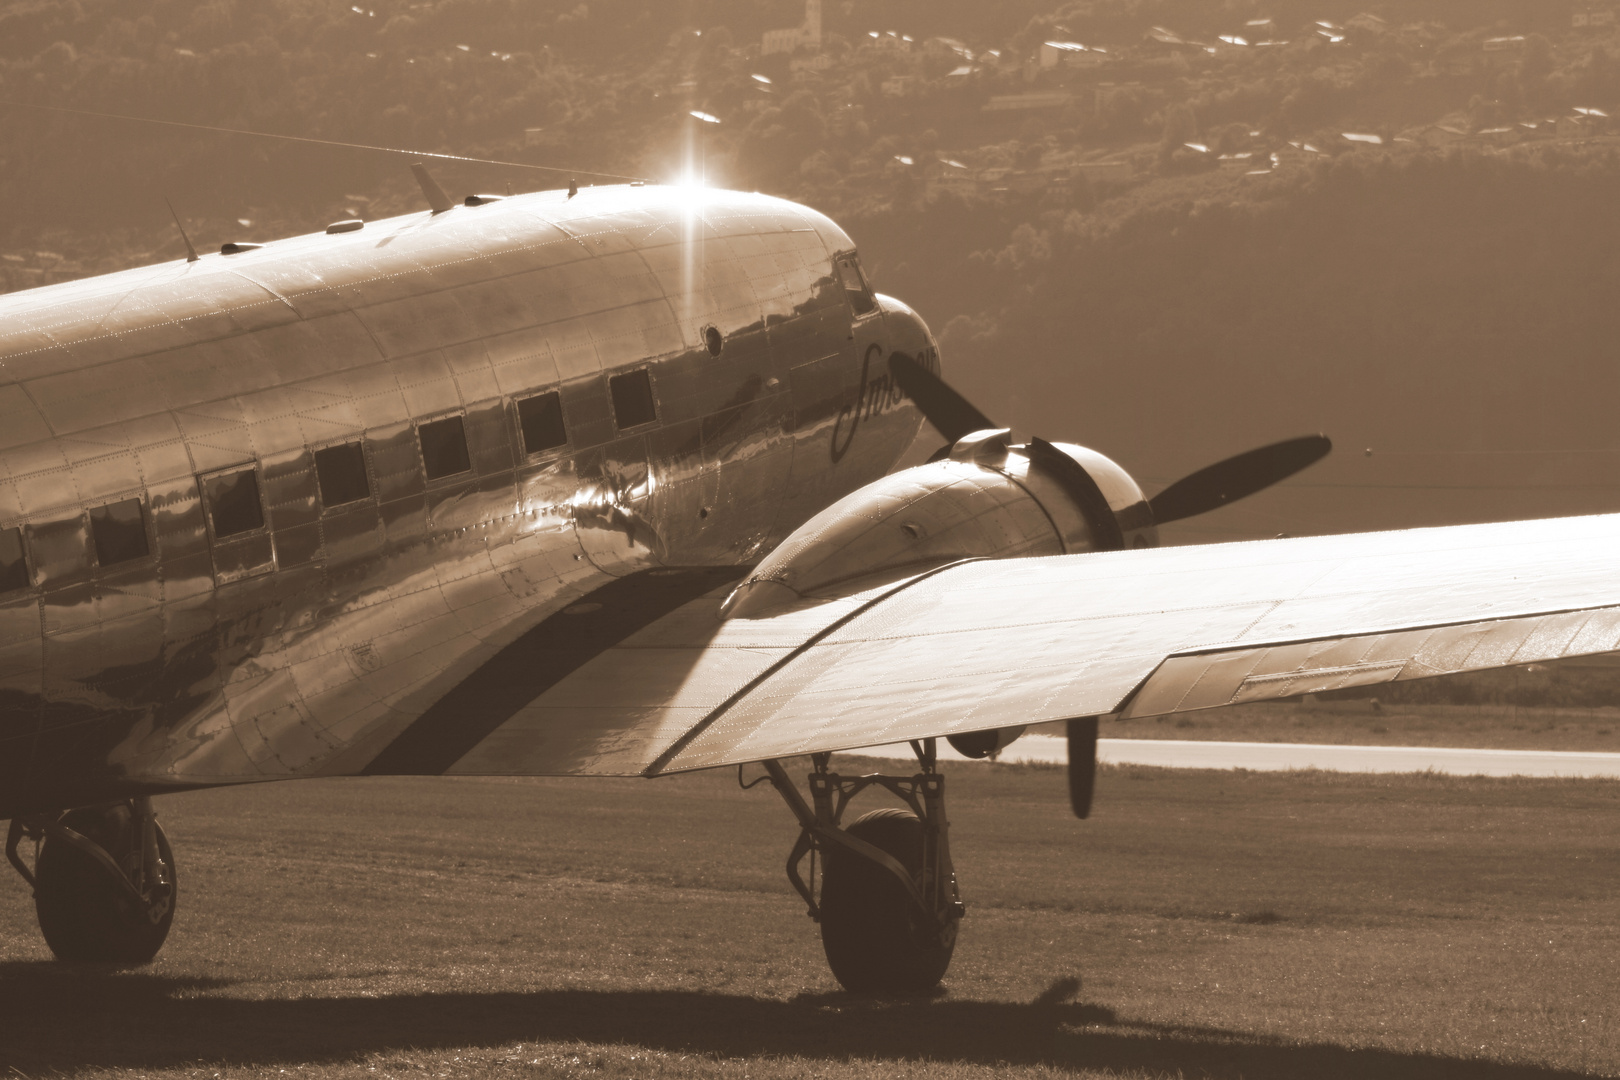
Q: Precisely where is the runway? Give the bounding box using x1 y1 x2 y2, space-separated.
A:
858 734 1620 778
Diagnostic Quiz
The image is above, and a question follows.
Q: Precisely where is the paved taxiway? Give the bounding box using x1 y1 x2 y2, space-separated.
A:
860 734 1620 778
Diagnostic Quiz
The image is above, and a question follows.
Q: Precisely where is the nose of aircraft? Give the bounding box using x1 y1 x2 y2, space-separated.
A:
875 293 940 376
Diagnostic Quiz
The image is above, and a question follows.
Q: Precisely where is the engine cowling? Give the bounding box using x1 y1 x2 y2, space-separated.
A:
721 428 1156 620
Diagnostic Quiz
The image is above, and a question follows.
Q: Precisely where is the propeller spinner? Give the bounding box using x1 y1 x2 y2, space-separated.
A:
888 352 1331 817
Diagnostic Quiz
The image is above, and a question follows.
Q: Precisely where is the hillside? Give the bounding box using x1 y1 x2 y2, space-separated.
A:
892 150 1620 543
5 0 1620 539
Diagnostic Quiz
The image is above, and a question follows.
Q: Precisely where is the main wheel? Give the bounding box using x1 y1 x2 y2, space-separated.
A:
819 807 956 994
35 804 176 964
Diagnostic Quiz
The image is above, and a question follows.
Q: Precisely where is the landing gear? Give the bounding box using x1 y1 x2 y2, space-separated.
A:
759 740 962 994
820 807 956 991
6 797 177 963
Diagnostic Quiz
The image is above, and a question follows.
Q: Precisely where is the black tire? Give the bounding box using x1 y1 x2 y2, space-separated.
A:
819 807 956 994
35 804 176 964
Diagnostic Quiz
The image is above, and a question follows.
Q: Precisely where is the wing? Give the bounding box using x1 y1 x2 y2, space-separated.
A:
404 512 1620 777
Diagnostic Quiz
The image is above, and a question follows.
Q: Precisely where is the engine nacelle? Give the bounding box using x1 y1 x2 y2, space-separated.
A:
721 429 1156 619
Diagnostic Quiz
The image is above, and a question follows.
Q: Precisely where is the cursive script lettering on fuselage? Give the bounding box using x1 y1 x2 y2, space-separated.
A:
829 343 935 462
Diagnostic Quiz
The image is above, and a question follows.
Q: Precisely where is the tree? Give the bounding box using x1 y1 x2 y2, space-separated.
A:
1159 102 1200 165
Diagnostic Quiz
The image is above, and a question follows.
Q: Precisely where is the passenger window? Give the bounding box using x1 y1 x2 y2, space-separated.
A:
836 254 877 317
90 498 149 566
0 527 28 592
419 415 472 480
315 442 371 507
516 392 567 455
204 469 265 538
609 369 658 430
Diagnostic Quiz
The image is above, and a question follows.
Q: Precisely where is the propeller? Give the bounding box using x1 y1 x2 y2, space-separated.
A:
888 351 1333 819
1066 717 1099 818
1146 434 1332 525
890 353 997 445
891 352 1331 529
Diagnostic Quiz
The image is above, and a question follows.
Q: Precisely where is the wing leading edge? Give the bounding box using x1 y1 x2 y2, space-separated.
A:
436 513 1620 777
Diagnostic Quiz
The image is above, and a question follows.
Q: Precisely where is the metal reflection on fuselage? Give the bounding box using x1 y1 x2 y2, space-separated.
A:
0 185 929 817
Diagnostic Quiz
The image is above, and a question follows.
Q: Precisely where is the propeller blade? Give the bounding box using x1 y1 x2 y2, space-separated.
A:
889 352 998 444
1067 716 1099 819
1148 434 1332 525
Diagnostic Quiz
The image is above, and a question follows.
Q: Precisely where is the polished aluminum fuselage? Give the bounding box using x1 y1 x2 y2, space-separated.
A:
0 185 928 816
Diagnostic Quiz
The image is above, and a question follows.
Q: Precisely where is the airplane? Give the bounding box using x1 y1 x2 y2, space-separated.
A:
5 169 1620 995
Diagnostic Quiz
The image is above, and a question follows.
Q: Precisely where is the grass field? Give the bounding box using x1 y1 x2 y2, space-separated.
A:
1070 700 1620 752
2 760 1617 1079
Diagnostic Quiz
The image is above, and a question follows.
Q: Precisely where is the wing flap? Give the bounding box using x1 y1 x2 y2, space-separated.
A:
1233 661 1408 701
1124 606 1620 717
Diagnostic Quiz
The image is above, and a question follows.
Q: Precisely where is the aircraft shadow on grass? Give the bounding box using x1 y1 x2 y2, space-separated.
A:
0 965 1603 1080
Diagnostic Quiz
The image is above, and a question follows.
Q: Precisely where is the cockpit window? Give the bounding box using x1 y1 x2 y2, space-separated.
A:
836 254 878 317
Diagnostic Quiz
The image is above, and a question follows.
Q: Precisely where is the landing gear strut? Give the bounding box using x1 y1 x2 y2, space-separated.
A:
759 739 963 993
6 797 176 963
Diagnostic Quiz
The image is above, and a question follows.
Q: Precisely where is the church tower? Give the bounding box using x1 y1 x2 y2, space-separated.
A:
804 0 822 45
